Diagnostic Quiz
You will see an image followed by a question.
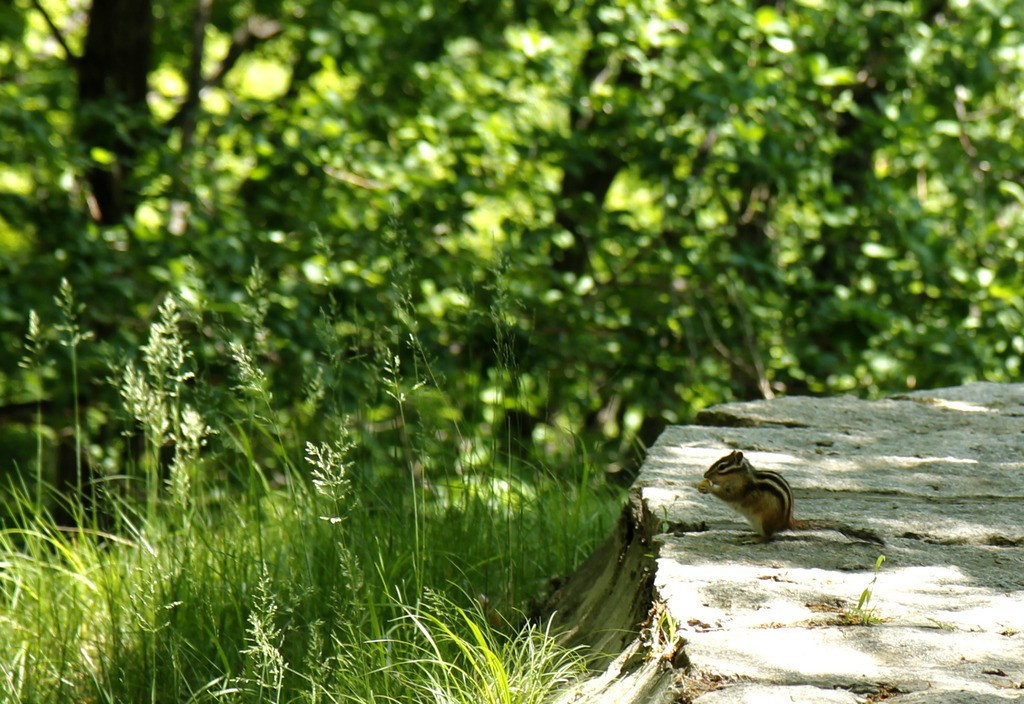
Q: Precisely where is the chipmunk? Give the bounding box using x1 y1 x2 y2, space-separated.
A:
696 450 883 545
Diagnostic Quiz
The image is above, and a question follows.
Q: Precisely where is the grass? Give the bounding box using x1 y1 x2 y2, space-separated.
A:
0 284 623 703
841 554 887 626
0 456 611 703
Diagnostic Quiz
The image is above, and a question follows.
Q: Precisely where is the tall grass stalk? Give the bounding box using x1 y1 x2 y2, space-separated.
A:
19 309 48 514
382 349 427 597
55 279 93 503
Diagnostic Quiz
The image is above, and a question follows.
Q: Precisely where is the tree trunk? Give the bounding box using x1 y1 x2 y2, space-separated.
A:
76 0 154 224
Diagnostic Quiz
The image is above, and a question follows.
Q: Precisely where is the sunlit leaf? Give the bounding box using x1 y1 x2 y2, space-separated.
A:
998 180 1024 205
814 67 858 86
90 147 115 164
862 243 898 259
767 36 795 53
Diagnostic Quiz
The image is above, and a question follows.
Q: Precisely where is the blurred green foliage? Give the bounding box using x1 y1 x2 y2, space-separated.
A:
1 0 1023 487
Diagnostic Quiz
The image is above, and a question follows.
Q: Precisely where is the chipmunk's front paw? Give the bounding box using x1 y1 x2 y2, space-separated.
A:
696 479 712 494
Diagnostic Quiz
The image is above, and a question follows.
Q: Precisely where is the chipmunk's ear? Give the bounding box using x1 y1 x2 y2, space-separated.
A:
732 451 744 461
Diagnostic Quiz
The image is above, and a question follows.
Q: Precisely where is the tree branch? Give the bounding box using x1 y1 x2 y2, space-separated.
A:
29 0 78 63
166 16 283 129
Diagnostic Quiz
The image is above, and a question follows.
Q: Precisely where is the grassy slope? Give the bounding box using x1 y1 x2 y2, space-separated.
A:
1 448 620 703
1 294 623 703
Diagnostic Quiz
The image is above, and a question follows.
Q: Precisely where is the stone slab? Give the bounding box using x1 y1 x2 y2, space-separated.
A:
553 383 1024 704
652 384 1024 702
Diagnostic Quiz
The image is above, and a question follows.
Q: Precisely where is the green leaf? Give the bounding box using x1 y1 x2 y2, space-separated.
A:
862 243 897 258
814 67 858 86
767 36 795 54
998 180 1024 205
90 147 116 165
754 7 788 34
